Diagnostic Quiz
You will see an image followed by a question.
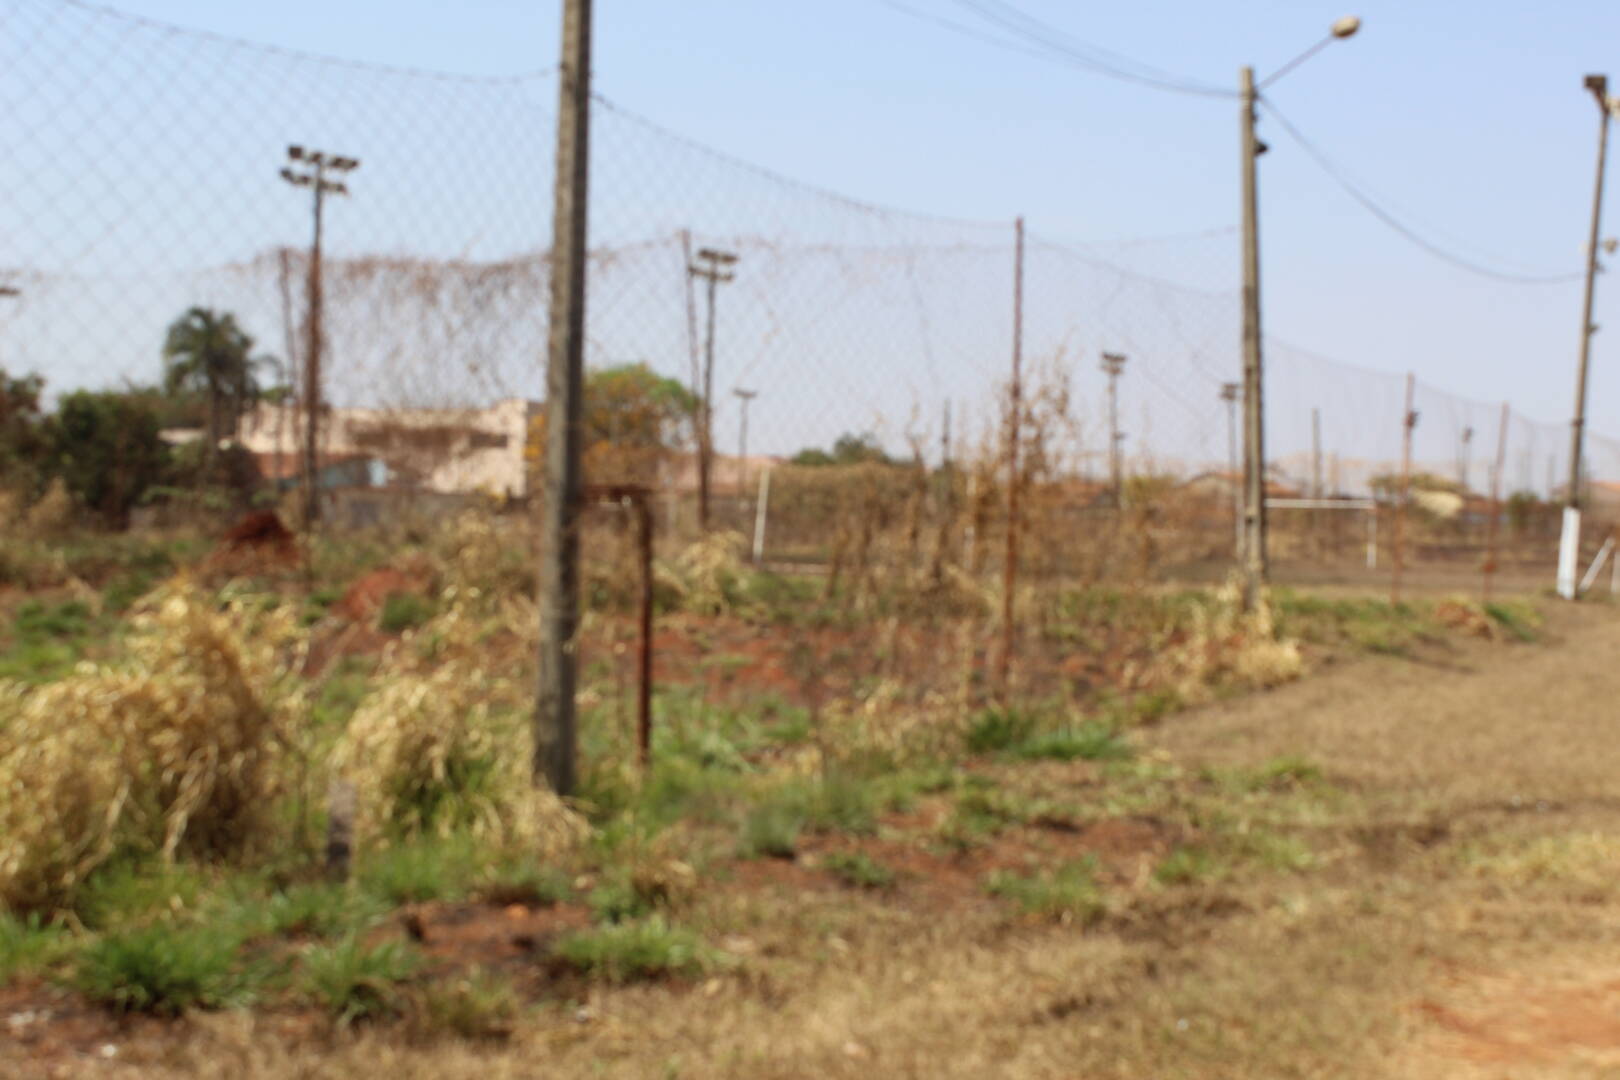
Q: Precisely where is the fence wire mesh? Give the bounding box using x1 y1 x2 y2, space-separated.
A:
3 0 1615 585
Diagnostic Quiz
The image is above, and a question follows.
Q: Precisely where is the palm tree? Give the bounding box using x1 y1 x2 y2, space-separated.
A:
161 308 268 464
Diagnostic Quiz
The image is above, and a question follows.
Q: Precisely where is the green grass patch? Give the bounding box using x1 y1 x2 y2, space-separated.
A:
1484 601 1539 642
72 926 259 1015
985 859 1106 923
1011 724 1133 763
301 935 421 1024
822 851 896 889
553 917 710 983
964 707 1038 754
378 591 435 634
1153 846 1225 887
0 913 74 981
359 836 484 905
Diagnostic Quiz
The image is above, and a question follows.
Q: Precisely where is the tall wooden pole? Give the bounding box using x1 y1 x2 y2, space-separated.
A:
1392 373 1416 605
535 0 593 795
1559 74 1612 600
996 218 1025 700
1240 65 1268 610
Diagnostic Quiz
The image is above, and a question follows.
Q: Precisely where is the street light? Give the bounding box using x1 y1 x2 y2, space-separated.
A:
1558 74 1616 598
1238 16 1362 610
280 145 359 528
1100 352 1126 507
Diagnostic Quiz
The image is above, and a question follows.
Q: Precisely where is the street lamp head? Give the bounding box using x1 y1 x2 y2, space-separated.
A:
1330 15 1362 39
287 145 304 161
697 248 739 265
1585 74 1608 99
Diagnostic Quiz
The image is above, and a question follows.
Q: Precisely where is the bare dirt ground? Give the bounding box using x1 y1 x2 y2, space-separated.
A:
11 601 1620 1078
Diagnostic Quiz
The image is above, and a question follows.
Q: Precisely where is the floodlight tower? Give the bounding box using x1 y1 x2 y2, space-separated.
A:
688 247 738 529
280 145 359 527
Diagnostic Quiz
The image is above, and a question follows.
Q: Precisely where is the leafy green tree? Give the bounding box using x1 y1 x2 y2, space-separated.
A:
791 431 892 467
44 390 169 526
527 363 699 485
0 368 47 494
162 308 269 461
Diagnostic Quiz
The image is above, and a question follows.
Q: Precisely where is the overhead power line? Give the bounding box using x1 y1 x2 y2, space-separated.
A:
1260 99 1585 285
875 0 1235 99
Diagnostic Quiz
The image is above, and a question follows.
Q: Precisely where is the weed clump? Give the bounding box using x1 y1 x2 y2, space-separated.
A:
73 926 256 1015
333 663 587 854
0 587 299 910
302 934 420 1024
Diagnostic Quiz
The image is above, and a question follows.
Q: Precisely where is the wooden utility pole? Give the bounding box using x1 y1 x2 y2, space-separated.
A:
535 0 593 795
1392 373 1417 605
1239 65 1268 611
280 146 358 528
996 218 1025 699
1559 73 1614 600
1102 352 1127 508
1484 402 1510 603
689 247 737 531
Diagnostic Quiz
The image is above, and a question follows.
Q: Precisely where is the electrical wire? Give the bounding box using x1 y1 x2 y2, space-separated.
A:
1260 99 1586 285
874 0 1235 99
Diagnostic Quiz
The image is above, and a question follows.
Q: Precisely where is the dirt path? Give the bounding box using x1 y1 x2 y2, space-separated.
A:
1151 602 1620 1079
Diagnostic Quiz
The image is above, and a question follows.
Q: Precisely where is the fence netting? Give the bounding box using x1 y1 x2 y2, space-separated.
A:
3 0 1613 585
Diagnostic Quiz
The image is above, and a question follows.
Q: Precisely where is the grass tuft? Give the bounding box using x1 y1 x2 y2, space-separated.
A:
985 859 1106 923
301 935 420 1025
553 916 710 984
73 926 257 1015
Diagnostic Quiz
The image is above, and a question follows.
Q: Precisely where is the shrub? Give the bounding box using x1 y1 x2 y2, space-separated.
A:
255 883 385 940
553 917 708 983
360 836 482 906
0 588 300 910
333 664 587 852
301 935 420 1024
73 926 256 1015
985 859 1106 923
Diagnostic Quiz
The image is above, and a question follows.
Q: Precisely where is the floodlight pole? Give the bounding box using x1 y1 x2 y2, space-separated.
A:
280 146 358 529
1559 73 1613 600
689 248 737 531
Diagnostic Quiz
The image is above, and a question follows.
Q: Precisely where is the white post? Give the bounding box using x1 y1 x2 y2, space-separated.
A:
1366 507 1377 569
751 467 771 565
1612 532 1619 595
1578 534 1614 596
1557 506 1582 599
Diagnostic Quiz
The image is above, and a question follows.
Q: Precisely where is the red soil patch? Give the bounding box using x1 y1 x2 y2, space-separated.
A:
1408 962 1620 1071
334 561 435 624
201 511 300 579
403 900 592 974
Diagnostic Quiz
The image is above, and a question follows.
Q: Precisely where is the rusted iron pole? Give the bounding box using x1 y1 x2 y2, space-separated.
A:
1392 373 1416 605
997 217 1025 700
1484 402 1509 604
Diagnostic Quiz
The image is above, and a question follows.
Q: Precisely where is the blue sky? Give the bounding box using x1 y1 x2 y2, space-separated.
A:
6 0 1619 483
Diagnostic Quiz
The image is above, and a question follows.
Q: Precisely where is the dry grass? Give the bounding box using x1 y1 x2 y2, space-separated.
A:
0 586 300 909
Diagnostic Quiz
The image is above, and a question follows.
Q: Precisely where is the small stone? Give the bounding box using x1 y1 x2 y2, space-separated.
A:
99 1044 118 1059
